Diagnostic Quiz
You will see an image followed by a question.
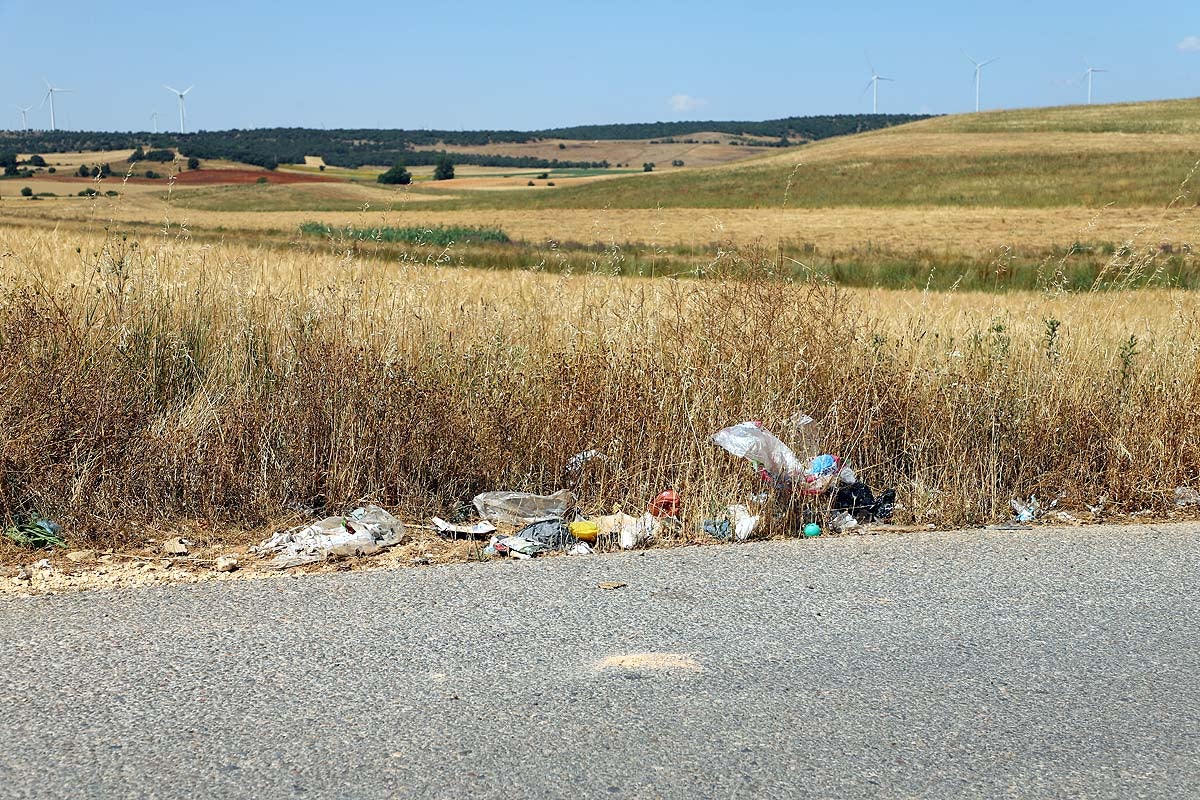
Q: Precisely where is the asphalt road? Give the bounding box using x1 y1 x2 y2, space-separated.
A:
2 523 1198 799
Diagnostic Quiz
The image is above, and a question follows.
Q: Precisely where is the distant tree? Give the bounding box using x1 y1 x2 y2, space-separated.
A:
47 167 56 174
20 186 32 197
76 164 90 177
28 155 46 167
546 181 555 186
526 180 535 186
318 164 325 171
377 162 412 185
0 152 17 169
144 170 159 179
433 155 455 181
256 176 269 184
128 146 145 163
671 159 685 167
536 172 549 179
643 162 655 172
557 143 566 150
187 157 200 170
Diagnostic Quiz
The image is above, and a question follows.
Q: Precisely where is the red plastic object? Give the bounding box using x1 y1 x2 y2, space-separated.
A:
649 490 681 517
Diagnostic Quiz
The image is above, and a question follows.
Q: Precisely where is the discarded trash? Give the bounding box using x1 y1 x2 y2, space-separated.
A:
648 490 681 518
1174 486 1200 507
3 518 65 549
829 510 859 532
712 422 805 483
431 517 496 537
596 512 658 550
214 555 239 572
838 466 857 485
568 542 593 556
253 505 405 569
727 504 760 541
497 536 548 557
162 537 190 556
569 520 599 543
1010 497 1041 523
803 523 821 538
565 450 608 476
516 519 576 550
472 490 576 526
832 481 896 523
703 518 731 540
598 581 627 590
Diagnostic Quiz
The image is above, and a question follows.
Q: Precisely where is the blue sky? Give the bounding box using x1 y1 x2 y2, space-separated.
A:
2 0 1197 132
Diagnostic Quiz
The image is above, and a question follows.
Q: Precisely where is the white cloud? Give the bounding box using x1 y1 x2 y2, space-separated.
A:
668 93 706 113
1177 36 1200 53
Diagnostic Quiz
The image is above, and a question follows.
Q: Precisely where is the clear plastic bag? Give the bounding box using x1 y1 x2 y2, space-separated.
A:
472 489 576 525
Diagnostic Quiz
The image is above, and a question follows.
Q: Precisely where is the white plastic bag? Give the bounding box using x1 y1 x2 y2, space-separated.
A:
472 489 576 525
711 422 805 480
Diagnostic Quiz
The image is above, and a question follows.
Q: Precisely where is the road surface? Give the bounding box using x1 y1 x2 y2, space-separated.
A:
2 523 1198 798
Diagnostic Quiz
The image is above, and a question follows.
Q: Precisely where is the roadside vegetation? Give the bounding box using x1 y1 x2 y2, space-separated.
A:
0 224 1197 552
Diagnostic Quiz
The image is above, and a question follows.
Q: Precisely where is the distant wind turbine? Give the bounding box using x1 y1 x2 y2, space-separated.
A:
40 79 72 132
17 106 32 132
967 55 998 112
164 85 193 133
1084 66 1107 104
151 111 160 134
862 61 894 114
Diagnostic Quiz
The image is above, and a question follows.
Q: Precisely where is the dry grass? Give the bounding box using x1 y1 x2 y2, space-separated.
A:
1 224 1197 553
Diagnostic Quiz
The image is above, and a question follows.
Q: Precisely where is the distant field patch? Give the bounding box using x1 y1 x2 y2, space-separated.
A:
299 221 511 246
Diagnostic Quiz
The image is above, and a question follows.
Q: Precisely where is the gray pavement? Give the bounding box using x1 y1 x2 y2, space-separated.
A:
1 523 1198 799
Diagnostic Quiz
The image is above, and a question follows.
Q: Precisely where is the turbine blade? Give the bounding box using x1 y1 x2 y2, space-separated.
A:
39 91 50 108
164 85 179 94
981 57 998 67
878 76 894 82
182 85 193 95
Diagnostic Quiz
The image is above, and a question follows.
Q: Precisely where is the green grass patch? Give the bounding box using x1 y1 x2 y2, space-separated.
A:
299 222 511 246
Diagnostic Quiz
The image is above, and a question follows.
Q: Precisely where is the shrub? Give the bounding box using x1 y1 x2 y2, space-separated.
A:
643 162 655 172
433 155 454 181
20 186 32 197
537 172 549 180
28 155 46 167
47 167 56 174
377 163 412 185
144 170 159 179
78 188 98 197
187 157 200 170
527 180 535 186
256 176 269 184
105 190 119 197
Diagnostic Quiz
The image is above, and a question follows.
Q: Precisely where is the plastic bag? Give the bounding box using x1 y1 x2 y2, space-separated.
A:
472 489 576 525
711 422 806 481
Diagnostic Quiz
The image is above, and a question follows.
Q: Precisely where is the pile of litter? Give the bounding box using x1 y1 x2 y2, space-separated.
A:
252 505 406 569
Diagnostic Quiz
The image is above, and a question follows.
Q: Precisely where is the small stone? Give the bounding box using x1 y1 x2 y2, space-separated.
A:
66 550 97 563
162 537 189 556
15 567 31 582
214 556 239 573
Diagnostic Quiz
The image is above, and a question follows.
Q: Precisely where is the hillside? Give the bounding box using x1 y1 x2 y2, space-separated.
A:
424 98 1200 211
0 114 929 171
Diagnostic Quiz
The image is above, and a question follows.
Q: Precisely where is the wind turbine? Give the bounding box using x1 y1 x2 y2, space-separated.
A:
150 111 160 134
968 55 998 112
16 106 32 132
164 85 193 133
863 62 893 114
40 79 72 132
1084 66 1107 104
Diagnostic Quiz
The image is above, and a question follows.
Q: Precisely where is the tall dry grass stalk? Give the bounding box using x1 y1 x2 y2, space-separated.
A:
1 225 1198 547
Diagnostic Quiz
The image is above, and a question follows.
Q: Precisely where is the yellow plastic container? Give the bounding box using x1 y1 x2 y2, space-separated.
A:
569 520 599 543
